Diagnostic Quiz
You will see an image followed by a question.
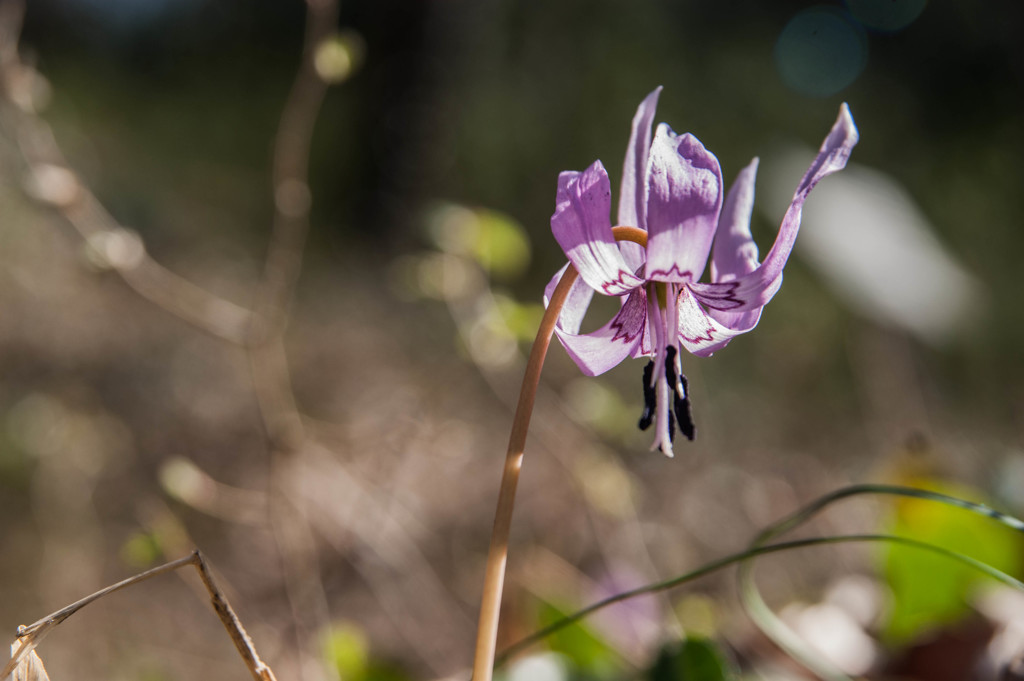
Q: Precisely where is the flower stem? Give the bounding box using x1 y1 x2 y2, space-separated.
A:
471 226 646 680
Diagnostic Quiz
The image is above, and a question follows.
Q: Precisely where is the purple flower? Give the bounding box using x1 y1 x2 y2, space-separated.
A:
544 88 858 456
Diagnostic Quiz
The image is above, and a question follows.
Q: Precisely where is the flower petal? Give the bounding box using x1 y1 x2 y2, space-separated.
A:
552 161 646 296
687 104 858 312
629 315 654 359
710 158 761 283
688 275 782 313
618 86 662 230
618 88 661 273
676 286 755 357
544 263 595 335
644 125 724 283
691 158 767 334
554 287 648 376
758 102 859 281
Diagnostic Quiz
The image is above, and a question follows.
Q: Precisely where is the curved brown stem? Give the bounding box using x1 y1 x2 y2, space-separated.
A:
471 225 647 680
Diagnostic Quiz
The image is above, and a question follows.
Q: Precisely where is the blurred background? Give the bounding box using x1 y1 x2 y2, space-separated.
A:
1 0 1023 679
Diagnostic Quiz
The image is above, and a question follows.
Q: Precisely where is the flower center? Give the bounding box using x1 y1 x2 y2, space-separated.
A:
653 281 669 309
638 283 696 454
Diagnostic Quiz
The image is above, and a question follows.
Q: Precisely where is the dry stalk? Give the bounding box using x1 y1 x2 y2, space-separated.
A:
470 226 648 681
3 552 277 681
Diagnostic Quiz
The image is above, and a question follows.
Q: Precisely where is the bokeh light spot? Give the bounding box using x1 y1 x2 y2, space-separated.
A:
314 31 366 84
846 0 927 32
775 7 868 97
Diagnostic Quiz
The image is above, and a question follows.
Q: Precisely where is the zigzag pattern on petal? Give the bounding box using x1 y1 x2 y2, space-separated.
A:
688 280 745 311
646 264 694 282
599 269 645 296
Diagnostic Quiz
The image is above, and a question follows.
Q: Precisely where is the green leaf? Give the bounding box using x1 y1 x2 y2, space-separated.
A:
647 637 736 681
881 478 1024 643
537 602 620 679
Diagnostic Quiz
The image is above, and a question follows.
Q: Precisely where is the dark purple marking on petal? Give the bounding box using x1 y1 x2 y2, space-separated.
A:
553 287 648 376
676 285 754 357
677 319 718 346
607 303 647 344
645 265 694 282
551 162 645 296
684 280 745 310
600 269 651 296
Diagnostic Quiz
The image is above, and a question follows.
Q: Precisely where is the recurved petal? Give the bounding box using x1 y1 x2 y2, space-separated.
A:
552 161 645 296
644 125 724 283
689 274 782 313
629 311 654 359
618 86 662 230
554 287 648 376
710 158 761 283
544 263 595 335
701 305 763 355
688 104 858 313
750 103 860 288
676 286 756 357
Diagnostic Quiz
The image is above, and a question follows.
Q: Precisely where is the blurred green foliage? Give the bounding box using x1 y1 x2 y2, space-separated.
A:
119 530 163 568
537 602 622 680
647 638 736 681
881 479 1024 643
323 623 409 681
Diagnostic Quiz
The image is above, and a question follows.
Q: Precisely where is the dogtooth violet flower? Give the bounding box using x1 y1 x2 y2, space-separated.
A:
543 88 858 456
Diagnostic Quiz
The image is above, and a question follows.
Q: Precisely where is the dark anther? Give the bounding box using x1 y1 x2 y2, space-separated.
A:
664 346 679 385
674 375 696 441
664 346 695 441
638 360 655 430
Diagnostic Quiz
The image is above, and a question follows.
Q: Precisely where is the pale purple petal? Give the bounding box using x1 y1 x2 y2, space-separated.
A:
693 158 765 333
644 125 724 283
618 86 662 230
544 263 595 335
710 158 761 283
629 315 654 358
757 102 859 281
700 306 763 356
675 286 755 357
618 236 647 275
616 88 661 273
552 161 646 296
554 288 648 376
688 275 782 313
687 104 858 313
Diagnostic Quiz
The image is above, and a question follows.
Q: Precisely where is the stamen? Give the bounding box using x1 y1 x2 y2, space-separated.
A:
638 360 656 430
664 346 696 441
674 376 696 441
664 346 680 387
667 405 676 443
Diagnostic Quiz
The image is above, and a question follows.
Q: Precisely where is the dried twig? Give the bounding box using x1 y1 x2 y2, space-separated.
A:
0 1 348 678
4 552 277 681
